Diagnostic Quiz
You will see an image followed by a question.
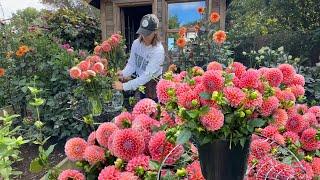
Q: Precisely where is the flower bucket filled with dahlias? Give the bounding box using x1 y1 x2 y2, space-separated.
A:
69 33 127 116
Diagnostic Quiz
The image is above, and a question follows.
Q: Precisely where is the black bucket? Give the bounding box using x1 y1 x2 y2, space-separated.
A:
198 139 250 180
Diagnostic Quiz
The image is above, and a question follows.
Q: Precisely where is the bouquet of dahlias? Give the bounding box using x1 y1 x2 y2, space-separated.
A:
58 98 205 180
69 33 127 116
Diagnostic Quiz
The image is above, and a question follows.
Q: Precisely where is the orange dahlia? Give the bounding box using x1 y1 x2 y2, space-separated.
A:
213 30 227 44
176 37 186 48
210 12 220 23
178 27 187 37
19 45 30 53
15 50 25 57
197 7 205 14
0 68 5 77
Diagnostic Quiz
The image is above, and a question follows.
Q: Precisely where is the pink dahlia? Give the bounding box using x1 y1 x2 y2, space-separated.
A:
271 109 288 126
300 128 319 151
288 85 305 98
65 137 87 161
94 45 102 55
132 114 160 131
78 60 91 71
79 71 89 80
288 74 305 86
83 145 105 165
114 112 133 129
98 166 120 180
92 62 104 73
267 161 295 179
177 90 200 109
308 106 320 119
148 131 182 164
283 131 299 144
58 169 85 180
286 114 306 133
294 160 314 180
261 125 278 138
260 96 279 117
207 61 223 71
186 160 205 180
303 112 317 126
132 98 158 117
96 122 119 148
278 64 296 84
119 172 139 180
243 91 263 109
112 129 145 161
156 79 176 104
223 87 245 107
160 109 175 127
107 131 117 154
239 69 260 89
312 157 320 175
202 70 224 92
69 67 81 79
226 62 246 78
258 67 269 76
175 83 192 96
273 133 285 145
192 66 205 76
264 68 283 87
126 155 150 173
192 76 203 85
101 41 111 52
200 107 224 132
87 131 97 145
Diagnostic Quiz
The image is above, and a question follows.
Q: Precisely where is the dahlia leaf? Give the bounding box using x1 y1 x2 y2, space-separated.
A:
282 156 292 165
177 129 191 145
149 160 160 170
200 92 211 100
29 158 43 173
248 119 265 129
186 110 199 119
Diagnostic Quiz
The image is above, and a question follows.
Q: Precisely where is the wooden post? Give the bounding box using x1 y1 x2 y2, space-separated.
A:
219 0 226 30
100 0 107 40
153 0 157 14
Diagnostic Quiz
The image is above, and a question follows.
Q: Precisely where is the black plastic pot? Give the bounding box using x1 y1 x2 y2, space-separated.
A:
198 139 250 180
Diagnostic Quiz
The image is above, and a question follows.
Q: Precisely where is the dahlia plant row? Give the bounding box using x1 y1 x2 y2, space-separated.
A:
60 61 319 179
69 33 126 116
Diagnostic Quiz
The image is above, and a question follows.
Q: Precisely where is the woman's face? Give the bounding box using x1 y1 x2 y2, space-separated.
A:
142 32 155 44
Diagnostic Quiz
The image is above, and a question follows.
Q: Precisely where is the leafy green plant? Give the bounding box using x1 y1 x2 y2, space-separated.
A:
0 111 28 180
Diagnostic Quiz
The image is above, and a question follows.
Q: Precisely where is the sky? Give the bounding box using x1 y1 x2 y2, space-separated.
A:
168 1 205 26
0 0 46 19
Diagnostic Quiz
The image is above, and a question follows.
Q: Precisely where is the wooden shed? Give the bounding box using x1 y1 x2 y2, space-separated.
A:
87 0 227 53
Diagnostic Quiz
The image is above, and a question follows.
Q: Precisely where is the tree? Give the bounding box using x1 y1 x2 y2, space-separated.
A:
168 15 180 29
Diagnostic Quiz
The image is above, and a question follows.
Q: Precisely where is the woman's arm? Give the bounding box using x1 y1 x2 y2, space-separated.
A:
121 41 137 78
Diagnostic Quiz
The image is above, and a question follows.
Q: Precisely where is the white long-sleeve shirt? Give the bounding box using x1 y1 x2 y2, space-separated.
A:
122 39 165 91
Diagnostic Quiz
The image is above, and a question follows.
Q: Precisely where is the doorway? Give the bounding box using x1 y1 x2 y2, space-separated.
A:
121 5 152 53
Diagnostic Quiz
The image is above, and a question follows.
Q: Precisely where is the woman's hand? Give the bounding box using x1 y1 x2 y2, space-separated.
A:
116 70 125 81
112 81 123 91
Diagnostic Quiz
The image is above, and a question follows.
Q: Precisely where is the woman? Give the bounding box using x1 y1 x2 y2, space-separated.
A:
112 14 164 100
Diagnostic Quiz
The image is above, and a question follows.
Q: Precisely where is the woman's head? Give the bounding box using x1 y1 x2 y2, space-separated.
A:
137 14 161 46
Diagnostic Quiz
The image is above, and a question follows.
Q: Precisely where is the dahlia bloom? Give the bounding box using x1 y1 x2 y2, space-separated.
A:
132 114 160 131
213 30 227 44
260 96 279 117
286 114 307 133
112 129 145 161
209 12 220 23
156 79 176 103
250 139 271 159
207 61 223 71
119 172 139 180
87 131 97 145
69 67 81 79
264 68 283 87
200 107 224 132
132 98 158 117
186 160 205 180
58 169 85 180
261 125 278 138
271 108 288 126
239 69 260 89
126 155 150 173
283 131 299 144
202 70 224 92
92 62 105 73
98 166 120 180
114 112 133 129
83 145 105 165
311 157 320 175
78 60 91 71
96 122 119 148
226 62 246 78
177 90 200 109
300 128 319 151
288 74 305 86
278 64 296 84
223 87 245 107
65 137 87 161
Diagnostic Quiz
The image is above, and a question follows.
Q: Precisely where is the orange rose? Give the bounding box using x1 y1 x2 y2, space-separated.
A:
213 30 227 44
210 12 220 23
176 37 187 48
197 7 205 14
0 68 5 77
178 27 187 38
